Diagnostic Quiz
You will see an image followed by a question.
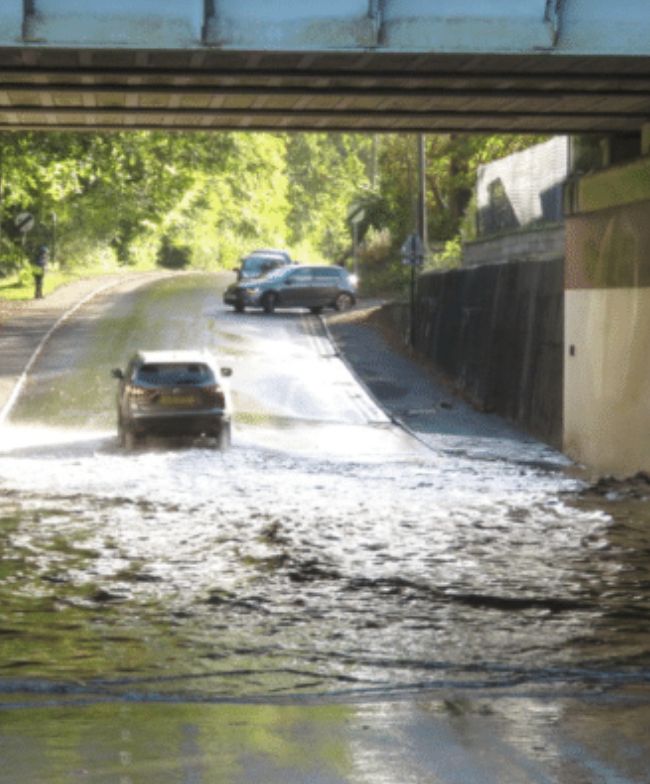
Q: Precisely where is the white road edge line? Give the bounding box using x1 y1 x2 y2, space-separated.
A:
0 279 123 426
317 313 390 426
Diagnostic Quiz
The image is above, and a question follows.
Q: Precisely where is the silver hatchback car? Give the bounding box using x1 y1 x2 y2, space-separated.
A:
236 250 293 281
224 264 357 314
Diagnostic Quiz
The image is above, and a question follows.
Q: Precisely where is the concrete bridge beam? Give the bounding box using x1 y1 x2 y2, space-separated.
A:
0 1 649 56
21 1 205 47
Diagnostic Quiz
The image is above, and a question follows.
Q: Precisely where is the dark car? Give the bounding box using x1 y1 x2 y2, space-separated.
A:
236 249 293 281
224 264 357 314
111 350 232 450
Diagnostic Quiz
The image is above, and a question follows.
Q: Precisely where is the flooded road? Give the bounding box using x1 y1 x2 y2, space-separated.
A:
1 273 650 781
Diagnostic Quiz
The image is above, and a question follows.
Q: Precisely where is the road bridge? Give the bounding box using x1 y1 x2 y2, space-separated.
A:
0 1 649 133
2 0 650 476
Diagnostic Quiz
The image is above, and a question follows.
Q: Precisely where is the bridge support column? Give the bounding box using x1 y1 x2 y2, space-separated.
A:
564 141 650 476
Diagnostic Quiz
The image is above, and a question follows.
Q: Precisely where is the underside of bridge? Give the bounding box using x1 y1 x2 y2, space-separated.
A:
1 48 649 134
0 3 649 134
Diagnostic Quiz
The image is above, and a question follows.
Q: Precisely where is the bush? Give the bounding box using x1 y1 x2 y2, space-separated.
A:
356 227 410 298
157 237 191 269
424 237 462 272
0 237 27 279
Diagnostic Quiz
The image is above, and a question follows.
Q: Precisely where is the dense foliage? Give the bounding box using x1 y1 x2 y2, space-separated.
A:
352 133 548 292
0 130 544 295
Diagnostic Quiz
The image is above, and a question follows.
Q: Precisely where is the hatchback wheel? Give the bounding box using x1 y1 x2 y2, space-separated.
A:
262 292 277 314
334 293 354 312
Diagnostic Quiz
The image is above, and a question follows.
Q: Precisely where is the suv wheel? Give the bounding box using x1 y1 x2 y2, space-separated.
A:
123 429 138 451
117 419 128 448
334 293 354 312
214 421 231 450
262 292 277 314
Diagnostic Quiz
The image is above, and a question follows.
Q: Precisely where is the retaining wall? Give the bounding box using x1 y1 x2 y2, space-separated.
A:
399 259 564 446
476 137 569 236
462 225 565 268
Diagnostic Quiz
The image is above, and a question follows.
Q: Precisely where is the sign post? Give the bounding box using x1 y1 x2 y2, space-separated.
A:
401 233 425 348
51 211 57 261
347 204 366 278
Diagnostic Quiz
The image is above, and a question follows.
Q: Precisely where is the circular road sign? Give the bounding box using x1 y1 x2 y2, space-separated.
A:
15 211 35 234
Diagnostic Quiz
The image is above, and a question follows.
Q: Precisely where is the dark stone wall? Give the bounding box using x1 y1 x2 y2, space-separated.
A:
412 259 564 446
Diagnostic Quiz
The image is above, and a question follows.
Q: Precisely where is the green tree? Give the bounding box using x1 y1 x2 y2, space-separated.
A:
354 133 548 294
0 129 548 300
285 133 373 262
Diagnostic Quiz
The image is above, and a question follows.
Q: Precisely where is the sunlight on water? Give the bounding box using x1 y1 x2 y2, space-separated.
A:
0 424 113 453
233 419 423 460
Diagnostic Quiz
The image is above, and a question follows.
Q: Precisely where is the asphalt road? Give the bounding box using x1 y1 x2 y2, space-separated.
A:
1 272 649 783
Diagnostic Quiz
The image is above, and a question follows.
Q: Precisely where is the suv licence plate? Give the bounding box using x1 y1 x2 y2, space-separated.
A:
159 395 196 406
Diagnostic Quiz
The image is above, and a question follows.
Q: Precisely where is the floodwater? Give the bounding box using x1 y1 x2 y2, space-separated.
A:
1 274 650 781
2 420 649 698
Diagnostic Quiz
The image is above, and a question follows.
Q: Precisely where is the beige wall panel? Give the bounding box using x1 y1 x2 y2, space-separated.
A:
564 288 650 476
565 199 650 290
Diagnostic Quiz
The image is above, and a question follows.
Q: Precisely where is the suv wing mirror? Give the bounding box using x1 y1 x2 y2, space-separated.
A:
111 368 124 380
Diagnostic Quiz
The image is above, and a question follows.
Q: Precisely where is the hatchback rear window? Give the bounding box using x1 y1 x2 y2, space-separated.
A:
314 268 341 278
136 363 215 385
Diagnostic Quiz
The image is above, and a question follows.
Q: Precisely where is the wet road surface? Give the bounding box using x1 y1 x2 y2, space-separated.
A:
1 272 649 782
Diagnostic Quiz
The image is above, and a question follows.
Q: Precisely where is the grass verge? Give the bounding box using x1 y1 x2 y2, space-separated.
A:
0 263 155 302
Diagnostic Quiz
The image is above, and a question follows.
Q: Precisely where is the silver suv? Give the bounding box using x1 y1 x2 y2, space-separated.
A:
224 265 357 314
111 350 233 450
236 249 292 281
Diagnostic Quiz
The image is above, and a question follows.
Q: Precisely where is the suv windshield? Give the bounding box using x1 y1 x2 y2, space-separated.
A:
242 256 283 275
135 363 215 386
